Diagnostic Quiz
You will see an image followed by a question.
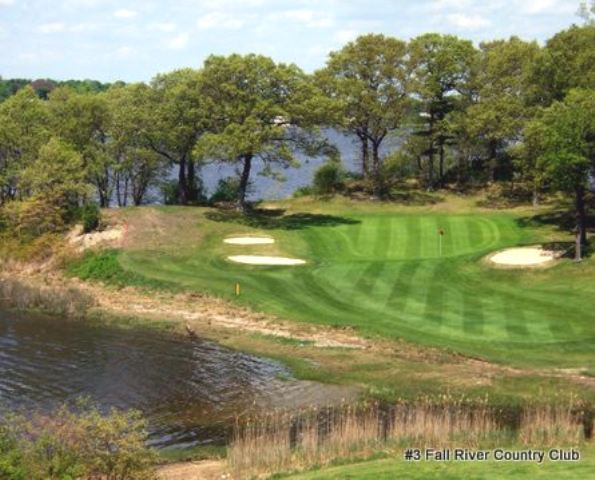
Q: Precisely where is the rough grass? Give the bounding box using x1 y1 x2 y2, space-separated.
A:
278 448 595 480
228 399 588 479
108 200 594 370
66 249 175 290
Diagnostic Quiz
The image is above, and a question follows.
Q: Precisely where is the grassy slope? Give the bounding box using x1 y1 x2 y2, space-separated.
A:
280 448 595 480
112 197 594 370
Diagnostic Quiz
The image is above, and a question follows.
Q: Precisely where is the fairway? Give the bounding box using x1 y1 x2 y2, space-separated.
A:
118 208 595 368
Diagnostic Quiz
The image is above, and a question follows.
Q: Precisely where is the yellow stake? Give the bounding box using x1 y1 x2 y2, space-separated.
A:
235 282 241 296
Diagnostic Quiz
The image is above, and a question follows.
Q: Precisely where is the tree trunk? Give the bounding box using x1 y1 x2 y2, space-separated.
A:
438 141 445 187
371 140 382 199
532 184 539 208
575 186 587 262
359 134 369 179
177 156 188 205
238 155 253 211
186 159 198 203
427 115 435 190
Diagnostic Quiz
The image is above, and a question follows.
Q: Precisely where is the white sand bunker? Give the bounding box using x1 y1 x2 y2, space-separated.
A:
224 236 275 245
228 255 306 266
488 246 559 267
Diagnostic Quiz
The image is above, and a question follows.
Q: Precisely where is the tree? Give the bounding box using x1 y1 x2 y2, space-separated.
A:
48 88 113 207
464 37 540 182
195 54 328 210
408 33 476 188
577 0 595 25
316 34 409 197
0 87 50 205
525 89 595 261
530 25 595 106
147 69 208 205
5 138 88 238
106 84 168 206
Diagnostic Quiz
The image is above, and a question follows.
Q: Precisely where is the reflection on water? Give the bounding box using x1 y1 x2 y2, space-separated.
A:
0 310 355 448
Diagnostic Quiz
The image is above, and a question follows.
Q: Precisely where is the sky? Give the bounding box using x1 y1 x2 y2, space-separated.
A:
0 0 584 82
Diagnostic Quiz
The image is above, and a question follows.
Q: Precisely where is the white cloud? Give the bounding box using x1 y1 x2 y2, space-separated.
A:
446 13 490 29
115 46 135 58
430 0 473 11
149 22 177 32
114 9 138 19
270 9 334 28
197 12 247 29
332 29 359 44
70 22 100 33
167 32 189 49
520 0 559 15
0 0 15 6
38 22 66 34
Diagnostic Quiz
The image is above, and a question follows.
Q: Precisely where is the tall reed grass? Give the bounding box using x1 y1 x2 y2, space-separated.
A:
0 277 94 318
228 396 589 479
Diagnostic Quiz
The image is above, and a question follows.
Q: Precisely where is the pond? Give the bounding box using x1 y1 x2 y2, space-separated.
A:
0 309 354 448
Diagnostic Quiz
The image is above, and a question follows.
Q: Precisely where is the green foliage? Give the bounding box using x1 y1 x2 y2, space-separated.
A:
528 89 594 193
313 161 345 195
530 25 595 105
0 401 156 480
66 249 174 290
316 34 409 195
195 53 329 208
80 203 100 233
210 176 242 203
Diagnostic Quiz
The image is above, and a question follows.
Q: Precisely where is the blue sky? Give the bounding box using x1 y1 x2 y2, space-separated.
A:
0 0 583 82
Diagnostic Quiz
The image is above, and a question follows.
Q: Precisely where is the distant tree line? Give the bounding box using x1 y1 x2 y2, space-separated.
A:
0 77 113 102
0 20 593 257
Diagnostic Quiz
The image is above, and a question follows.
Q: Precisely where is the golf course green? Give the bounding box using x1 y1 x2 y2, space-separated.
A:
111 204 594 369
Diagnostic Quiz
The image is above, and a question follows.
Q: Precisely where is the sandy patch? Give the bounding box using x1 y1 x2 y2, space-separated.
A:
228 255 306 266
157 460 226 480
224 236 275 245
487 246 559 267
67 225 124 252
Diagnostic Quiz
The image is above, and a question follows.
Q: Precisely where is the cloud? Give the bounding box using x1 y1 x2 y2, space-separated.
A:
149 22 177 32
38 22 66 34
114 9 138 19
271 9 335 28
333 29 359 44
167 32 189 49
0 0 15 6
520 0 559 15
429 0 475 11
115 46 135 58
196 12 248 29
446 13 490 29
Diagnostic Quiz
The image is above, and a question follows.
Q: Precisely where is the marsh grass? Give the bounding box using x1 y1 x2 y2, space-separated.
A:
0 277 94 318
228 397 588 479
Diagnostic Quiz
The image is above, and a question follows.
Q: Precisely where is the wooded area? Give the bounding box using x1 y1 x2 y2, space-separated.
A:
0 22 593 257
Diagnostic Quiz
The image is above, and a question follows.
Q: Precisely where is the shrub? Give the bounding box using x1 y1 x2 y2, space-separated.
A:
1 197 65 240
293 186 314 198
210 176 242 203
313 161 345 195
80 203 100 233
161 178 207 205
160 180 179 206
0 401 156 480
0 423 26 480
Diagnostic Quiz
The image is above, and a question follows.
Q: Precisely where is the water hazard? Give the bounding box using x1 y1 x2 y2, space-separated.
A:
0 310 354 448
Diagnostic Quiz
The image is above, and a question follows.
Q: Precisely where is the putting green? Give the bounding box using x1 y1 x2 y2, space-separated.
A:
119 210 595 368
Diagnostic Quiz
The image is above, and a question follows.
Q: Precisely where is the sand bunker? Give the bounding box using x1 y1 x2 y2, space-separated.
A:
488 246 559 267
224 236 275 245
228 255 306 266
67 225 124 252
